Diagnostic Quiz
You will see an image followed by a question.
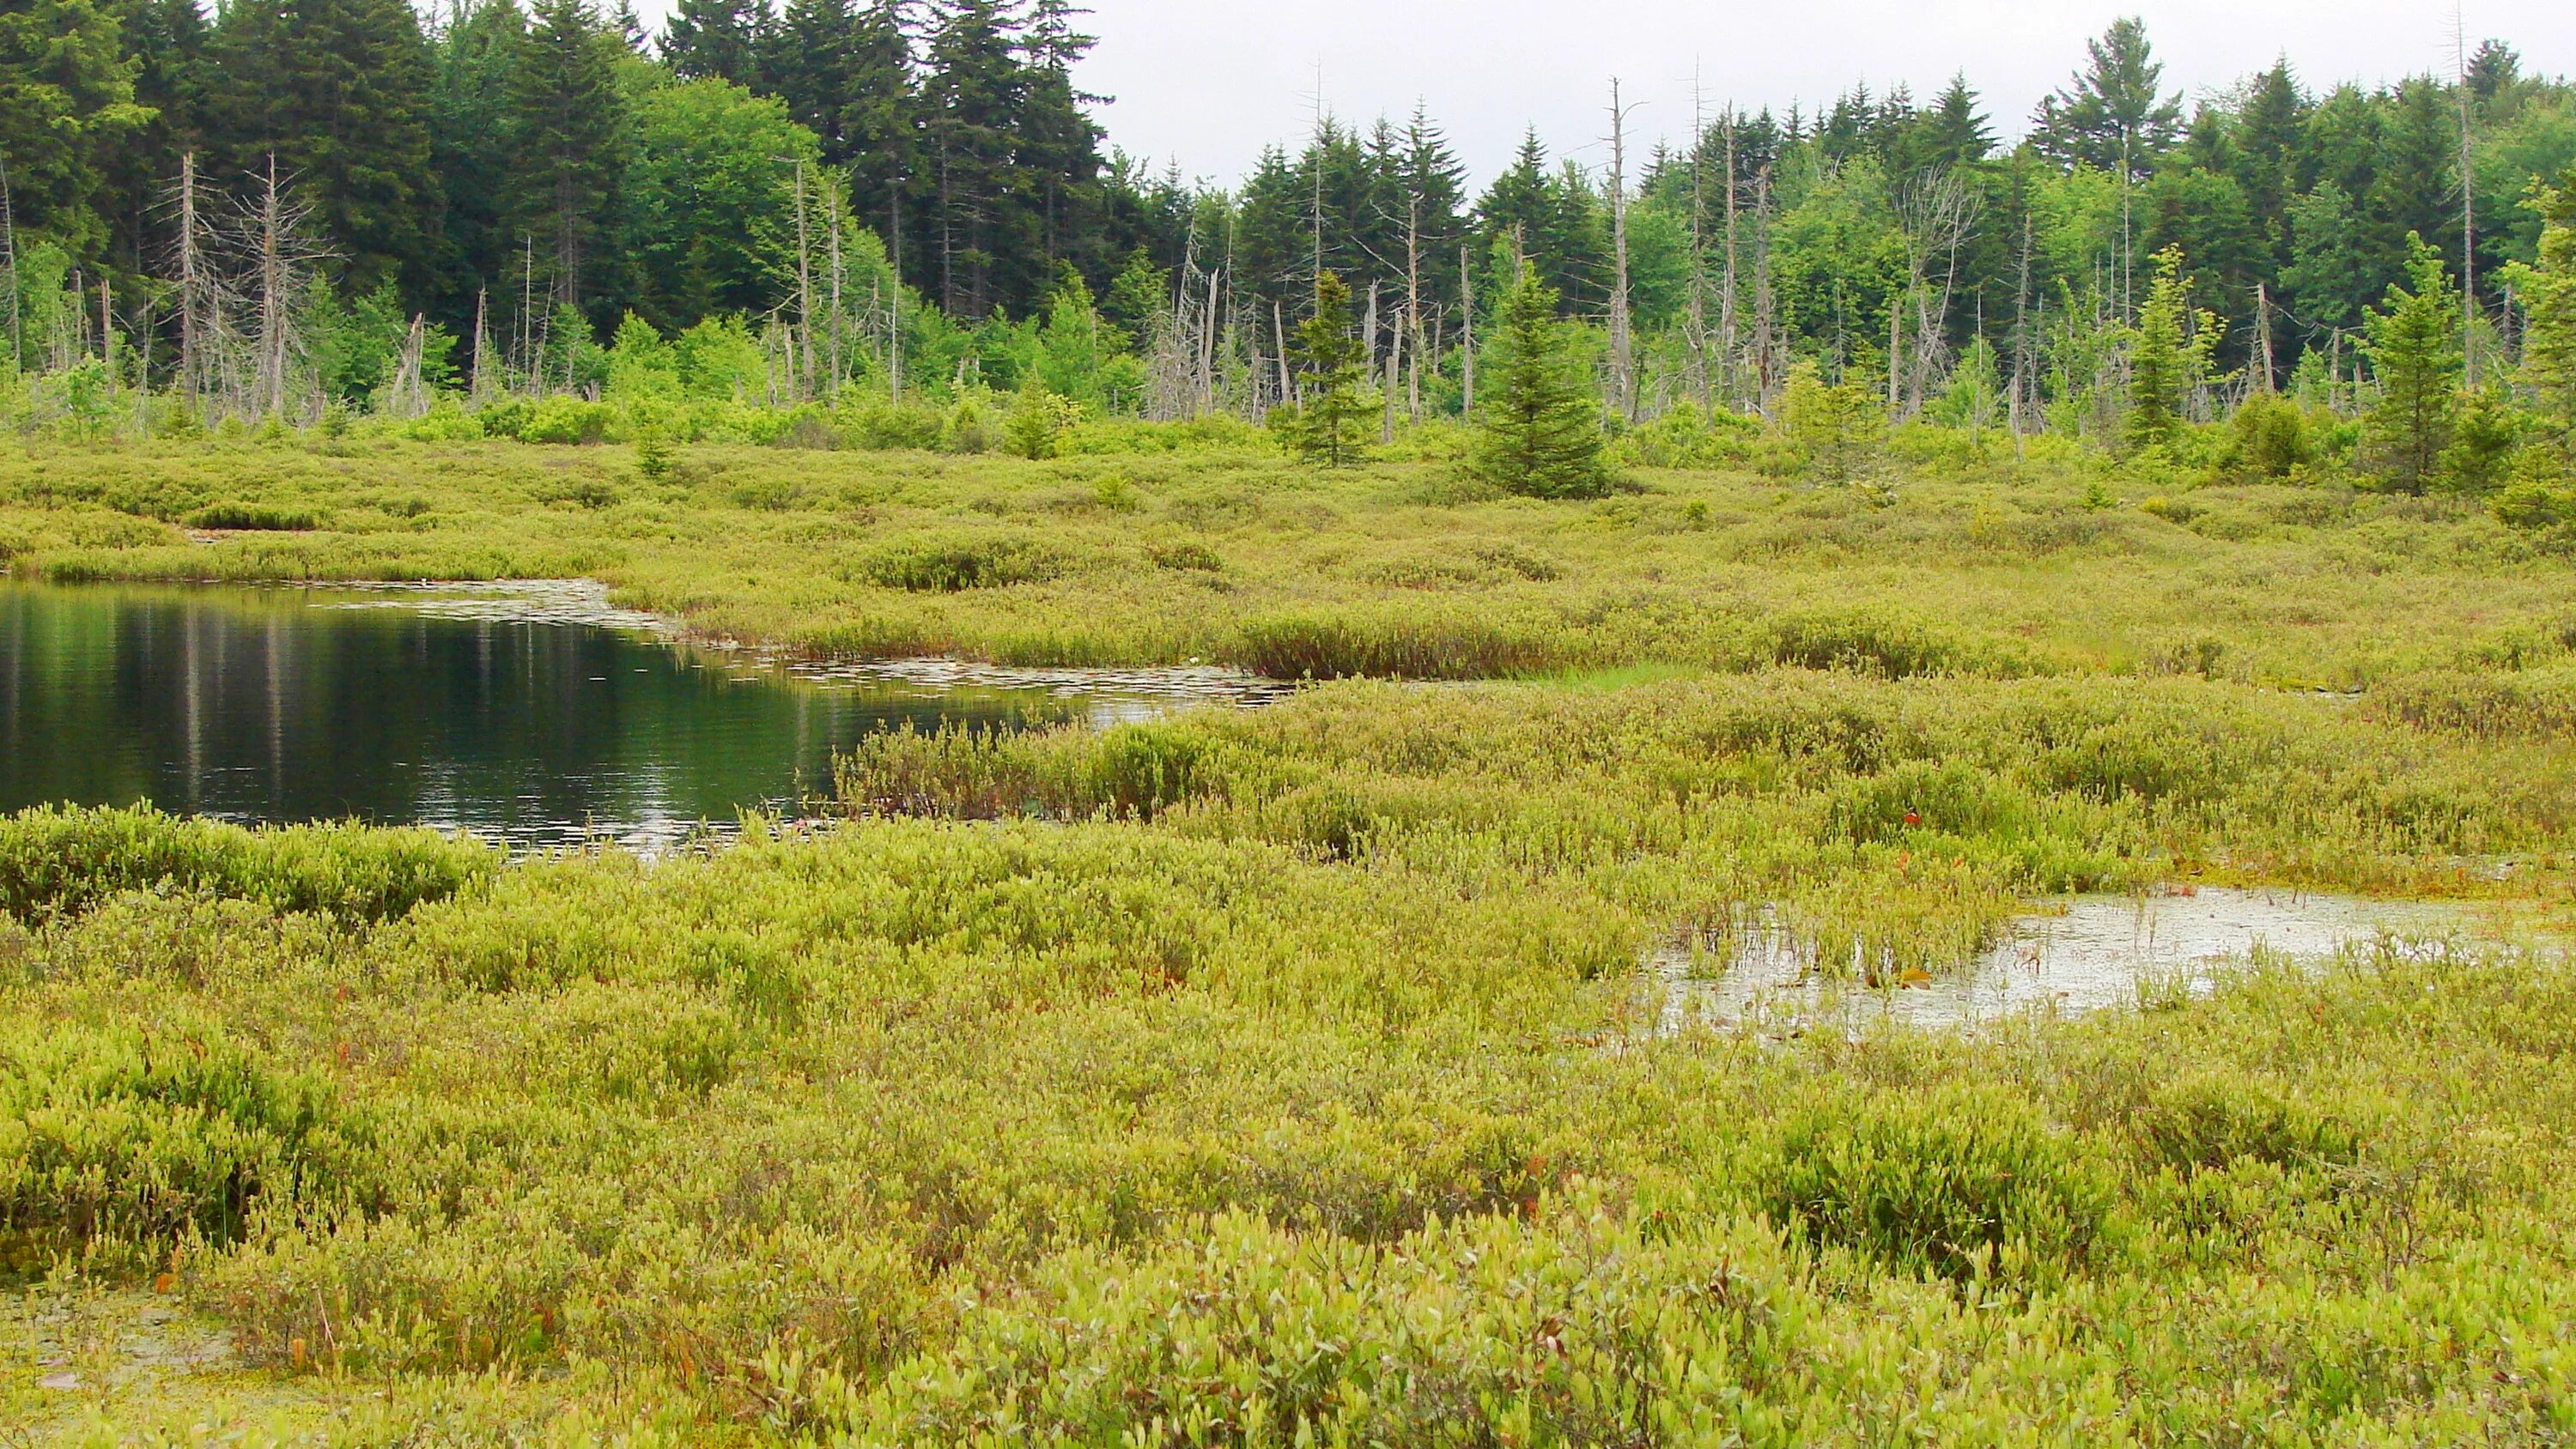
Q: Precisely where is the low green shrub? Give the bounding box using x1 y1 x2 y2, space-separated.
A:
854 532 1071 591
1759 1083 2117 1285
185 501 321 531
0 805 495 924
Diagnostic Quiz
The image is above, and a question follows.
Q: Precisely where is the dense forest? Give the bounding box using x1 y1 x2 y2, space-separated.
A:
3 0 2574 470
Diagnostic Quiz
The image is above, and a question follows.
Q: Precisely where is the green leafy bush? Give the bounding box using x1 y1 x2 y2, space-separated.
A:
185 502 321 531
855 532 1071 591
0 805 494 924
1759 1084 2116 1284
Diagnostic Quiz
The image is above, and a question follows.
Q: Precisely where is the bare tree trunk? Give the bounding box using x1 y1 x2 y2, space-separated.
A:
1720 111 1740 411
1606 79 1636 422
1751 167 1777 415
793 159 815 400
176 152 201 410
1460 244 1475 415
2256 282 2277 393
0 149 18 371
257 155 289 421
2010 213 2033 454
2455 18 2481 387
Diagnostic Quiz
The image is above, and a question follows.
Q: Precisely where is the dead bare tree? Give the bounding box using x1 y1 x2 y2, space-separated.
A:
1893 168 1983 419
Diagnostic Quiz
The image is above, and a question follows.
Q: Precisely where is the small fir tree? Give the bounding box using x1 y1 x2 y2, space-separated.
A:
1467 273 1613 499
2508 183 2576 458
1780 361 1884 485
2360 234 2463 494
2124 246 2215 455
1276 270 1370 467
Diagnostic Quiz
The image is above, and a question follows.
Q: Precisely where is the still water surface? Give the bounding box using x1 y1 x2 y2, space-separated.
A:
0 580 1236 850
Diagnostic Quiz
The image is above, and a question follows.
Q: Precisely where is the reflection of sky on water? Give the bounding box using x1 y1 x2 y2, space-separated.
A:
1651 888 2526 1039
1 581 1265 852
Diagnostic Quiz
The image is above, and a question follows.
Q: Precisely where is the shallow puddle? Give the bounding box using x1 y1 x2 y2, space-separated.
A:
1649 887 2524 1038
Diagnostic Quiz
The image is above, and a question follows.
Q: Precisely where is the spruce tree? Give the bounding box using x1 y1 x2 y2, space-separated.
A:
1277 270 1370 466
507 0 629 314
2510 183 2575 455
0 0 143 257
840 0 914 277
2125 246 2213 454
2360 234 2464 494
659 0 769 85
207 0 446 297
1467 272 1613 499
2030 17 2182 178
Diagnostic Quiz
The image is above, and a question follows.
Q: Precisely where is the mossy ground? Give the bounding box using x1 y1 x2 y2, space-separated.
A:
4 437 2576 1443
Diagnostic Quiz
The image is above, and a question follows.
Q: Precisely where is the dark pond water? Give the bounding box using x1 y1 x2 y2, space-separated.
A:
0 580 1255 850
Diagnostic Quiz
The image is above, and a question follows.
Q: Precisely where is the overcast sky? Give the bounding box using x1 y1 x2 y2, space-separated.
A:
1057 0 2573 187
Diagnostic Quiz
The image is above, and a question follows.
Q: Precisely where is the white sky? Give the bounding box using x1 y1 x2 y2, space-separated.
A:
633 0 2574 188
1067 0 2573 187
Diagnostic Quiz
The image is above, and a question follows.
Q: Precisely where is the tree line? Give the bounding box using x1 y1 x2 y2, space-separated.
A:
3 3 2573 464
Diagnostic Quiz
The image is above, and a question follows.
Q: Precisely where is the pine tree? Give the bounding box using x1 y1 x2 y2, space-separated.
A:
2030 17 2182 179
507 0 628 314
2125 246 2214 453
1467 272 1613 499
208 0 446 297
840 0 915 277
1277 269 1370 466
660 0 769 85
2360 234 2463 494
0 0 148 258
769 0 859 160
2507 183 2573 453
106 0 209 276
1899 75 1992 175
920 0 1030 317
432 0 529 318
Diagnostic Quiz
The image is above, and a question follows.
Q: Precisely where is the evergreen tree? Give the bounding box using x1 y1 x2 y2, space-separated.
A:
0 0 148 258
432 0 529 319
660 0 769 85
2030 17 2181 179
507 0 629 314
2233 58 2307 229
209 0 447 299
2282 182 2374 331
840 0 915 272
1780 360 1882 485
1467 272 1613 498
105 0 209 276
1018 0 1105 278
1277 269 1370 466
2125 246 2212 453
2506 183 2574 453
2360 234 2463 494
769 0 859 160
920 0 1031 317
1898 75 1992 175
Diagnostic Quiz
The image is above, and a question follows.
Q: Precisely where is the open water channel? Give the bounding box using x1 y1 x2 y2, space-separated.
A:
0 579 1280 851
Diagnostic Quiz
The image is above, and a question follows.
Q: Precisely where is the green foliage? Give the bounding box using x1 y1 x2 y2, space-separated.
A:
2125 246 2219 455
1274 271 1372 468
2360 235 2464 494
1466 273 1613 499
1779 361 1883 485
2221 391 2314 479
2511 181 2576 454
856 532 1069 591
0 804 494 924
185 501 320 531
1001 377 1082 460
1763 1085 2115 1284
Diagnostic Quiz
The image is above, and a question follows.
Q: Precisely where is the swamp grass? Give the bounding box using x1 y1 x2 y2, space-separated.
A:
4 436 2576 1440
4 434 2573 688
